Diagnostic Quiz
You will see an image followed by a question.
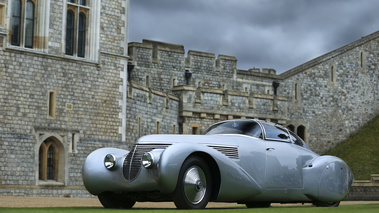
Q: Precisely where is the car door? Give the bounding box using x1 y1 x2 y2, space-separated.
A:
263 123 303 189
235 121 267 186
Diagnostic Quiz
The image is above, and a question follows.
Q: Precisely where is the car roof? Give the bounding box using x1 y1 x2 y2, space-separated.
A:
210 119 281 128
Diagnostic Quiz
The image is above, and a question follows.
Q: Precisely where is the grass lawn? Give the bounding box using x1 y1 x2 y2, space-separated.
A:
325 114 379 180
1 205 379 213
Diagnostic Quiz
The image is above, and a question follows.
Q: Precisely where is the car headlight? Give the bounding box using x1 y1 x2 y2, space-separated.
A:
104 154 117 170
142 152 154 169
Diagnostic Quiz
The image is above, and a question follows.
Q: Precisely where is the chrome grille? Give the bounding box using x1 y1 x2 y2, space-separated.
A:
207 145 239 159
123 144 170 182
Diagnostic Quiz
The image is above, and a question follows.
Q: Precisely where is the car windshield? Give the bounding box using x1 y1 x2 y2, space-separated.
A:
204 120 263 138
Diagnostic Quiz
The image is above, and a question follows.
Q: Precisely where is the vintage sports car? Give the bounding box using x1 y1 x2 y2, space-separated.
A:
82 119 354 209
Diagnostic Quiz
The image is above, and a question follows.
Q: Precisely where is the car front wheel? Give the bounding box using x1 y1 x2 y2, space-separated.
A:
98 192 136 209
173 156 212 209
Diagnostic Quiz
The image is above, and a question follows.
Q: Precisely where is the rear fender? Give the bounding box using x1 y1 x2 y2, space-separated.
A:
303 155 354 201
158 143 262 201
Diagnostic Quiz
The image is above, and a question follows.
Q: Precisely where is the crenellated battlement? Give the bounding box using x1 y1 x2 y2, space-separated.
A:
128 40 278 78
128 39 278 92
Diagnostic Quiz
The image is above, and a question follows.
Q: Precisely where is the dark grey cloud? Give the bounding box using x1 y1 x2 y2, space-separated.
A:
129 0 379 73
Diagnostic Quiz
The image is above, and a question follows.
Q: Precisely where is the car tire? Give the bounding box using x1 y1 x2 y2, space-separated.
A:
245 202 271 208
173 156 212 209
313 201 340 207
98 192 136 209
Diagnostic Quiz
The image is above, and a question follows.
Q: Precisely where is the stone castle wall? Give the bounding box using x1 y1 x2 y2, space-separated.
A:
0 0 129 197
128 34 378 153
128 40 289 138
125 82 180 144
281 32 379 152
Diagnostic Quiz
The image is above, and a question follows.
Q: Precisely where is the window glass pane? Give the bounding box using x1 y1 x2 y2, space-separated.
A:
290 131 304 146
65 10 74 55
38 146 43 180
245 122 263 138
67 0 75 3
26 1 34 18
11 0 21 46
25 1 34 48
263 123 290 141
205 120 263 138
12 0 21 16
79 0 86 6
47 146 55 180
77 12 86 57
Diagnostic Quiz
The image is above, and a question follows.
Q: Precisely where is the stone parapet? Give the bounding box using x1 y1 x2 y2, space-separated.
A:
345 174 379 201
280 31 379 79
237 69 282 80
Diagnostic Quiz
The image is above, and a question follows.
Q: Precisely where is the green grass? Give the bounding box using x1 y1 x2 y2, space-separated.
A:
325 114 379 180
1 205 379 213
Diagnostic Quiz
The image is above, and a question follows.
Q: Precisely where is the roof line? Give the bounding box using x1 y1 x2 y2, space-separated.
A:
279 30 379 79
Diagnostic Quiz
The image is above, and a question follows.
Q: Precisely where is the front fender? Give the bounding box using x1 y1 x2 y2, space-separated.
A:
158 143 262 201
82 147 129 195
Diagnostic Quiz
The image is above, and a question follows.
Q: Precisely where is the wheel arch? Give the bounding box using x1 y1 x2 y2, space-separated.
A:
187 151 221 202
158 143 222 195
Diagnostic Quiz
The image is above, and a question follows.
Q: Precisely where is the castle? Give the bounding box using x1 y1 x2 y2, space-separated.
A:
0 0 378 197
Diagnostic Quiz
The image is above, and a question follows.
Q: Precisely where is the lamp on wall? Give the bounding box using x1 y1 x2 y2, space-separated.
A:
127 62 135 81
272 81 280 95
184 70 192 85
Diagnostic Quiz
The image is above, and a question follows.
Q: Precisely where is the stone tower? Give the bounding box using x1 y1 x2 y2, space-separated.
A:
0 0 130 197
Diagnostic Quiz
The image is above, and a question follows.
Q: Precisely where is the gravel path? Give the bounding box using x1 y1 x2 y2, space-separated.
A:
0 196 378 208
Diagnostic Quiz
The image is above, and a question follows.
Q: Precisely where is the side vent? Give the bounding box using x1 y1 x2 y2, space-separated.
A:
207 145 239 159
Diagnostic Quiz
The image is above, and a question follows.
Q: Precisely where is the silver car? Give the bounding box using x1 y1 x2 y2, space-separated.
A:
82 119 353 209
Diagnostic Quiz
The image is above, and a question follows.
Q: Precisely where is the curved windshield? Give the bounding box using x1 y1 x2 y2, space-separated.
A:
204 120 263 138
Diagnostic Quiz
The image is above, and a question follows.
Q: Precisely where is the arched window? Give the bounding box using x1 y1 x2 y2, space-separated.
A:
65 10 74 55
287 124 295 132
297 125 306 141
11 0 21 46
46 145 56 179
24 0 34 48
39 139 58 181
156 121 160 134
78 12 86 57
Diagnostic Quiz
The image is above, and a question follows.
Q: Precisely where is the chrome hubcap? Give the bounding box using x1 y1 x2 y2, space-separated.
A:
183 166 206 204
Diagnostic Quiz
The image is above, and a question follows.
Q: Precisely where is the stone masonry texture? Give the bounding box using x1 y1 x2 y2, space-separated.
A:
0 0 378 198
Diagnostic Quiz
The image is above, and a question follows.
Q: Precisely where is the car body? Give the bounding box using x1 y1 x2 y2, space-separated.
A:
82 119 354 209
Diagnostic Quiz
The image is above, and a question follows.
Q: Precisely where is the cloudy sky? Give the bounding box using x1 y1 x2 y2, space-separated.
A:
128 0 379 74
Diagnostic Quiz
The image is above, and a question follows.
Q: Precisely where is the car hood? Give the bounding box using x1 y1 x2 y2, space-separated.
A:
137 134 248 146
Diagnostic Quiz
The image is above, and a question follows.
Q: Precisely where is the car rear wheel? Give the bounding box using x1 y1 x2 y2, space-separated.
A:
173 156 212 209
246 202 271 208
313 201 340 207
98 192 136 209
